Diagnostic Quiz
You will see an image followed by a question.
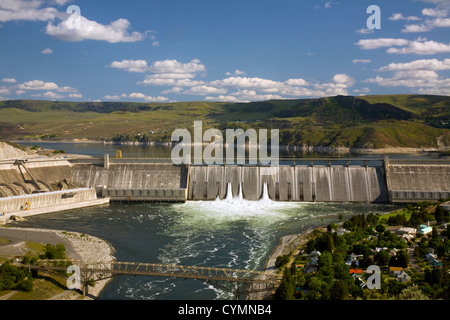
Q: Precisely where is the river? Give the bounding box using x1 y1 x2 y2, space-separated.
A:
14 142 398 300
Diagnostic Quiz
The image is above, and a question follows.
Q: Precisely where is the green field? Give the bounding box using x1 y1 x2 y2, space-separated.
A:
0 94 449 149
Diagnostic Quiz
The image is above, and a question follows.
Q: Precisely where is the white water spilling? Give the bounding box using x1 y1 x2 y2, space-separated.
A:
261 182 270 201
225 182 233 201
238 182 244 201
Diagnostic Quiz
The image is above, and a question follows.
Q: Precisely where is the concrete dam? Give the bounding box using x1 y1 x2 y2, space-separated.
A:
69 156 449 204
0 156 108 223
1 139 449 222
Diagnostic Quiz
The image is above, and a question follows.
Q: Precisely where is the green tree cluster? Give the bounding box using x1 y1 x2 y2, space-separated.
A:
0 262 33 292
42 244 66 260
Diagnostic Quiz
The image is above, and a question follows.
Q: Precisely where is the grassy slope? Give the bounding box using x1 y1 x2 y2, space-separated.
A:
0 95 449 149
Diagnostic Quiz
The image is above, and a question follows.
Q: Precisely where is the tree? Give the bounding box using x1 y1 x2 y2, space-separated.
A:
318 251 333 269
434 206 445 224
0 262 33 292
331 280 349 300
375 224 385 233
275 254 290 268
374 250 390 266
275 278 295 300
398 284 429 300
275 268 296 300
42 243 66 260
431 226 439 239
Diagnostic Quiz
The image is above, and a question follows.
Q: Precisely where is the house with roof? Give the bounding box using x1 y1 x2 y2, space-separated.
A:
395 270 411 283
395 227 417 240
426 252 443 267
389 266 403 274
390 248 398 256
308 250 321 259
389 266 410 282
418 224 432 235
336 228 350 236
305 258 318 274
349 269 363 276
346 252 363 267
440 201 450 211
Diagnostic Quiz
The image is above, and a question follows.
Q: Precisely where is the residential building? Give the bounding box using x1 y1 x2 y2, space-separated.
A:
418 224 432 235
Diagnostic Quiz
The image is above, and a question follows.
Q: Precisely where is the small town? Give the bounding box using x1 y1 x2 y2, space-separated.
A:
273 200 450 300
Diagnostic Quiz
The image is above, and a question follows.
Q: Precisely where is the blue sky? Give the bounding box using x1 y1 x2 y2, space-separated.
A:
0 0 449 103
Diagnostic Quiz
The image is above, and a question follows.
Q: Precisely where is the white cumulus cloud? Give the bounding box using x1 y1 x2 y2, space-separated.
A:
355 38 410 50
0 0 61 22
128 92 168 102
18 80 59 91
2 78 17 83
110 60 149 73
41 48 53 54
46 14 146 43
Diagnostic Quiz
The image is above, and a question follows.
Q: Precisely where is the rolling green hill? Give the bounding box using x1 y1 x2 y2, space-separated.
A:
0 94 449 150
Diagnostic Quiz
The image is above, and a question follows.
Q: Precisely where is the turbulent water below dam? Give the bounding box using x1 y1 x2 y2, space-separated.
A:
16 192 396 300
13 142 401 300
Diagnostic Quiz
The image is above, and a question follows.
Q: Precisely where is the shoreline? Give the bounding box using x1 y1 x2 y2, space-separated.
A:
55 229 116 300
0 227 116 300
249 228 315 300
11 139 449 155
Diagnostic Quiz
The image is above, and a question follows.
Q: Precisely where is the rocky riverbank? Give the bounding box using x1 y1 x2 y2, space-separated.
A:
0 227 115 300
55 230 116 300
248 229 315 300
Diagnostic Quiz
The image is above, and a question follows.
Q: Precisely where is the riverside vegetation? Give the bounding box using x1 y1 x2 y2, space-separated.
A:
273 199 450 300
0 94 449 151
0 243 71 298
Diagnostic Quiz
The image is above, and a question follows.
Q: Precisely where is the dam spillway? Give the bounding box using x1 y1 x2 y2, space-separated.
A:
188 162 388 203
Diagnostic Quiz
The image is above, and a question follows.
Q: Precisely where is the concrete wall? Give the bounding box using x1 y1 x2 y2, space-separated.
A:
72 163 188 202
102 188 187 202
188 164 388 203
0 160 76 197
0 188 99 214
387 163 450 203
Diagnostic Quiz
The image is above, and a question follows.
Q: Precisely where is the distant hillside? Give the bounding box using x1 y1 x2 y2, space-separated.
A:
0 95 449 151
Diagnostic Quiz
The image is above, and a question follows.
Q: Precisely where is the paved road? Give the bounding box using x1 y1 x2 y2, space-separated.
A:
0 228 82 260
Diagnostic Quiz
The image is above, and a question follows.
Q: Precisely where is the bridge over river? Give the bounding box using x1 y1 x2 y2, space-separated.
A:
15 259 282 300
